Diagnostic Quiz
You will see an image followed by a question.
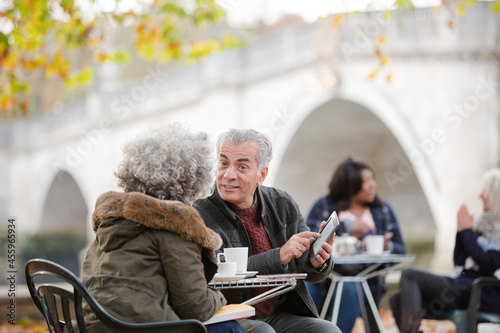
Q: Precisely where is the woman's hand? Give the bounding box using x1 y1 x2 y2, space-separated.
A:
351 218 372 239
457 204 474 231
383 232 393 250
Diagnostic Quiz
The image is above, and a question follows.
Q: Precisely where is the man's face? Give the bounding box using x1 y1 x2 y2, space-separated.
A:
216 139 268 208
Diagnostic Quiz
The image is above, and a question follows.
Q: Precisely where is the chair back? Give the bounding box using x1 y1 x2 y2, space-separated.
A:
36 285 85 333
25 258 207 333
423 276 500 333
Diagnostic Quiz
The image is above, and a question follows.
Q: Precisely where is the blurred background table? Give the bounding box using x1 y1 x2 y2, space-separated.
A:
322 253 416 333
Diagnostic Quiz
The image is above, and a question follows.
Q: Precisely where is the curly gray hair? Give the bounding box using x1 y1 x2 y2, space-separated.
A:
216 129 273 172
483 168 500 215
115 123 215 205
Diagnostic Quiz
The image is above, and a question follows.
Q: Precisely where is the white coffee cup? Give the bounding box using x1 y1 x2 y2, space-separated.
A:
217 262 237 277
217 247 248 273
365 235 384 255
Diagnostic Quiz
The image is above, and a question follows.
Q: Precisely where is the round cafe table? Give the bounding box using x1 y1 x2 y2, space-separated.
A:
322 253 416 333
209 274 306 305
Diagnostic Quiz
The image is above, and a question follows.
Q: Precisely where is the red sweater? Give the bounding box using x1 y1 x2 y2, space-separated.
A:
230 201 278 318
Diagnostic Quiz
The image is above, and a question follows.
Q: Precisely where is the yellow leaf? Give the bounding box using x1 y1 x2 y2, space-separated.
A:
380 54 390 65
376 35 387 47
456 5 466 16
94 51 106 63
160 49 173 63
79 67 93 84
87 37 101 47
332 14 345 28
386 73 393 83
123 12 136 19
1 94 12 111
367 71 377 80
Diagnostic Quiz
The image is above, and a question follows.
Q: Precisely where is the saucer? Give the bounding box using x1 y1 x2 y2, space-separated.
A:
366 250 391 257
212 274 246 282
237 271 258 278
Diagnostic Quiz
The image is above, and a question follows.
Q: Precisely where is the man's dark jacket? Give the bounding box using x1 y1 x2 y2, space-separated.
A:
194 185 333 318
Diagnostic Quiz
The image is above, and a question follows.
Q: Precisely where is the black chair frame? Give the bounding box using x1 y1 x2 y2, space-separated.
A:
25 258 207 333
425 276 500 333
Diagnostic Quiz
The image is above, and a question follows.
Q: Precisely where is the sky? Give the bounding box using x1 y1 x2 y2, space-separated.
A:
216 0 442 25
0 0 444 34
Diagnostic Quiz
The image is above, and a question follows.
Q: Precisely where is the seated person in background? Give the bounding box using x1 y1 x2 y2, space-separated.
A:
81 123 243 333
390 168 500 333
194 128 341 333
306 156 406 332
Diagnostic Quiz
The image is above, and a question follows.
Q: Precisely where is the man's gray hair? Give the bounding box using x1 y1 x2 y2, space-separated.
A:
216 129 273 171
115 123 215 205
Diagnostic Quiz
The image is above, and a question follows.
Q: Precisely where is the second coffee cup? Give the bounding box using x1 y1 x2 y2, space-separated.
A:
365 235 384 255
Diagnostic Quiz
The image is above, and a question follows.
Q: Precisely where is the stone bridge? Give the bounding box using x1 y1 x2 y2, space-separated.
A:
1 3 498 273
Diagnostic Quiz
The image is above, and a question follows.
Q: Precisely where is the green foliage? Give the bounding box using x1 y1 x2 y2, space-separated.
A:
492 1 500 14
21 232 87 257
65 66 94 89
0 0 242 118
406 239 435 269
394 0 415 10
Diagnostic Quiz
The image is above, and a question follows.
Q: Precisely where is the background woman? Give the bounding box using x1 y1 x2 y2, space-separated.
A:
82 123 243 333
390 168 500 333
306 156 406 332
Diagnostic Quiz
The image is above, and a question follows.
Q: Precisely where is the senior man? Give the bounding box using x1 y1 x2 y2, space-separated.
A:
194 129 340 333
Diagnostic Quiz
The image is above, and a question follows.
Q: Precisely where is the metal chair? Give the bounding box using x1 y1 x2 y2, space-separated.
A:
425 276 500 333
25 258 207 333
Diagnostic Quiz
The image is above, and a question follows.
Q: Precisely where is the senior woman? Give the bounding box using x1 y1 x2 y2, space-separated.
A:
81 123 243 333
390 168 500 333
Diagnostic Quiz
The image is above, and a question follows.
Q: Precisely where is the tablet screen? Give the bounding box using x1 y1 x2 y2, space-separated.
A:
310 211 339 262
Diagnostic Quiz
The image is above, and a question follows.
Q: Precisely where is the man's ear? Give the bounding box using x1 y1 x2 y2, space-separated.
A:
257 167 269 186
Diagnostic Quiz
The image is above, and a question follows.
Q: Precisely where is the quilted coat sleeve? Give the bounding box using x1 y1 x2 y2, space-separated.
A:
158 232 226 322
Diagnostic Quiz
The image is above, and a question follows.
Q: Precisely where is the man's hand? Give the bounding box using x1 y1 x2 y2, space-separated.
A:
457 204 474 231
310 220 335 269
279 231 320 265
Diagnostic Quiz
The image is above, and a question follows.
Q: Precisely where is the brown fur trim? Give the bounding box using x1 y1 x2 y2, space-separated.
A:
92 191 222 250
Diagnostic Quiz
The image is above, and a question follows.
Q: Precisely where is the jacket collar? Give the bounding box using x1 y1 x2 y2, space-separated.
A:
208 187 238 220
209 186 267 220
92 191 222 250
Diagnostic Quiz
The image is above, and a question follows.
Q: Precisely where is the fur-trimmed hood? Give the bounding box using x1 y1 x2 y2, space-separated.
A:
92 191 222 252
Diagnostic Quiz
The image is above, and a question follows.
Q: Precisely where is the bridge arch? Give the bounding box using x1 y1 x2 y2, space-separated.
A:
39 169 89 235
270 78 452 267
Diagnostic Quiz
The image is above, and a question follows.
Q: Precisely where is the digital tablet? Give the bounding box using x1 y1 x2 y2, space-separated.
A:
310 211 339 262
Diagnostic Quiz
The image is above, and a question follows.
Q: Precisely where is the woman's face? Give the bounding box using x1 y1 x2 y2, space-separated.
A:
480 188 491 211
352 168 377 205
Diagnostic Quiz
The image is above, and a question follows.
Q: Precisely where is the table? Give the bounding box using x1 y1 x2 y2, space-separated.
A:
209 277 298 305
321 253 415 333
